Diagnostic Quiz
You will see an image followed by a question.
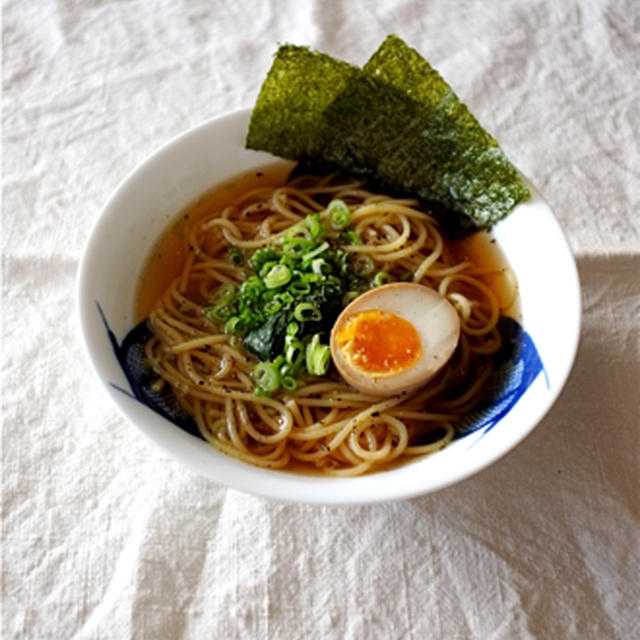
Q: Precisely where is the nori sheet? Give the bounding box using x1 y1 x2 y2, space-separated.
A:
245 37 530 229
246 45 359 161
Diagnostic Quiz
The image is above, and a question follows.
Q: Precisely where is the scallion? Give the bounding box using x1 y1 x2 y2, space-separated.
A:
326 199 351 230
206 300 234 323
352 254 375 276
306 333 331 376
241 276 265 299
252 362 280 393
285 337 305 370
260 260 279 278
311 258 329 275
305 213 326 240
227 245 244 266
249 247 279 273
372 271 393 287
294 302 322 322
281 375 298 392
345 230 361 245
289 277 311 297
214 283 237 305
342 291 361 305
302 241 329 263
263 298 282 315
224 316 243 335
264 264 292 288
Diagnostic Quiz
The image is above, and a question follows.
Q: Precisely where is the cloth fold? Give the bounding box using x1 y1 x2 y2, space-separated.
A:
3 1 638 638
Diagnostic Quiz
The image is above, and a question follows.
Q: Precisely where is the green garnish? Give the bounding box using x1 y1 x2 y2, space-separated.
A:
227 245 244 266
264 264 292 288
305 333 331 377
205 200 373 395
252 362 281 394
326 199 352 230
351 254 375 276
371 271 393 287
294 302 322 322
246 36 529 229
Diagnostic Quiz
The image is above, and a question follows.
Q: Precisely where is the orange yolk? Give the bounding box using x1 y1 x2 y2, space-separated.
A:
335 309 422 375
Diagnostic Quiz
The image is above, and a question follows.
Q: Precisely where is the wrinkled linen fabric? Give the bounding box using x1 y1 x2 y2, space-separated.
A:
2 0 639 638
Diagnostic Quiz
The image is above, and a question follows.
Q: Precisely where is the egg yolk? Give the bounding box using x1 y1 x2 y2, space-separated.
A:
335 309 422 375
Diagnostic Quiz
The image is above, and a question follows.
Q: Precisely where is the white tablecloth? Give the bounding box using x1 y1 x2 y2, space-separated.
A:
3 1 639 638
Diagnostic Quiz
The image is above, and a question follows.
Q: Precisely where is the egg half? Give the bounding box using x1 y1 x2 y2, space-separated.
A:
330 283 461 397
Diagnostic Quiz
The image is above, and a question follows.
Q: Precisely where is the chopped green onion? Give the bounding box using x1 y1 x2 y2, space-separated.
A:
275 291 294 306
311 258 329 275
324 274 342 288
302 241 329 263
252 362 280 393
286 321 300 336
249 247 279 272
259 260 279 278
227 245 244 266
206 300 234 323
264 264 292 288
400 271 414 281
282 236 312 257
289 277 311 297
281 375 298 392
302 272 322 284
224 316 243 335
285 220 311 241
333 249 350 274
306 333 331 376
372 271 393 287
294 302 322 322
352 254 375 276
285 337 305 370
263 298 282 315
279 361 293 376
241 276 265 299
214 283 237 305
238 306 261 326
305 213 326 240
344 230 361 245
326 199 351 230
282 222 312 254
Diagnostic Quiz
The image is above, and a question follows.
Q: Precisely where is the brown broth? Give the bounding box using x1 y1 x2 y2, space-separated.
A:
135 162 292 321
450 230 520 320
136 165 519 321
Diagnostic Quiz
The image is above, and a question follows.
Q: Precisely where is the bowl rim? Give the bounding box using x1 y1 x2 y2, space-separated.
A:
76 107 582 504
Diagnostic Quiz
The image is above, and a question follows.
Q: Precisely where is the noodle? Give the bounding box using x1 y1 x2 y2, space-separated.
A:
142 172 515 475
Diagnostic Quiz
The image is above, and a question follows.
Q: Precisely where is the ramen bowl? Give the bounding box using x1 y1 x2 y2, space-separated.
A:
77 108 581 504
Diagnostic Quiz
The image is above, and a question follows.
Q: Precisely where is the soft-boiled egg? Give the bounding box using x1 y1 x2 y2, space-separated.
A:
330 283 460 397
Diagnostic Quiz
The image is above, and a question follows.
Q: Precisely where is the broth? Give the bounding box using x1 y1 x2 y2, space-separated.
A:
135 163 293 321
136 163 519 322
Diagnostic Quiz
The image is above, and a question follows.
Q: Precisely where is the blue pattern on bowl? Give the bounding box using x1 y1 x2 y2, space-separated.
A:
455 318 548 443
98 303 546 445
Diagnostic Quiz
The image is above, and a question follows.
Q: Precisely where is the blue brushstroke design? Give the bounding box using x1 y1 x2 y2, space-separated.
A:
98 304 546 446
455 316 548 444
96 302 201 439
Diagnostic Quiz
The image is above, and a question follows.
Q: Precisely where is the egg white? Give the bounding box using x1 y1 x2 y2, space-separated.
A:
330 283 461 397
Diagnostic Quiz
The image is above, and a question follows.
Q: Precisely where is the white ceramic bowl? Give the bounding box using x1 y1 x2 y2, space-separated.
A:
77 108 581 504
